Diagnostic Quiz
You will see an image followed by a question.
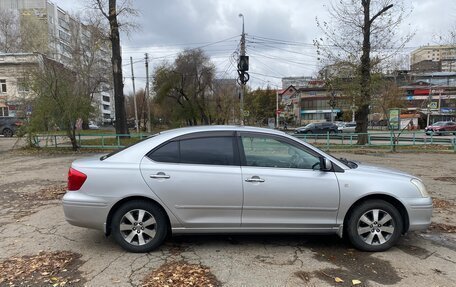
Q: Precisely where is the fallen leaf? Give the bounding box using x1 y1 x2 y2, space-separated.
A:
352 279 362 285
335 277 344 283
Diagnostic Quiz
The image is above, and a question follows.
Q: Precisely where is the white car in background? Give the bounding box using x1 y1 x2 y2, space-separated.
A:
337 122 357 133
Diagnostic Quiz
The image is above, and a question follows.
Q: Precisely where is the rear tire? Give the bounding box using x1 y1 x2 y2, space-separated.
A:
111 200 168 253
2 128 13 137
346 200 403 252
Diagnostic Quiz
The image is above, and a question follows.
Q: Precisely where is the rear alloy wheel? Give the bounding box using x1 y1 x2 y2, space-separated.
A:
2 128 13 137
112 200 167 253
347 200 403 252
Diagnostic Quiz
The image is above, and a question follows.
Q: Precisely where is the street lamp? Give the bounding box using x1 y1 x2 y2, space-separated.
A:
238 13 244 35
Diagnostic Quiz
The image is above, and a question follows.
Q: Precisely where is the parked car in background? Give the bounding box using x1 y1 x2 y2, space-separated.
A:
88 122 100 130
295 122 339 134
63 125 432 253
425 121 456 135
0 117 22 137
337 122 357 133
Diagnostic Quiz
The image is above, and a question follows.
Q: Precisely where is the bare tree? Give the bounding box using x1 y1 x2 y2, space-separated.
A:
316 0 413 144
0 9 21 53
90 0 137 135
153 49 215 126
29 57 94 150
68 13 112 121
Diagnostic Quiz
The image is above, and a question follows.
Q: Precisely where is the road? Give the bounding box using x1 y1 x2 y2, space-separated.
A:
0 139 455 286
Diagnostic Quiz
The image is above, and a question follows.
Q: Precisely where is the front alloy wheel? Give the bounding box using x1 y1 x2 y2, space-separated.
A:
356 209 395 245
112 200 167 252
347 200 403 252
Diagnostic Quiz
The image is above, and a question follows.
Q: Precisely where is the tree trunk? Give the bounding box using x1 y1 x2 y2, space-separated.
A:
68 124 79 151
108 0 128 135
356 0 371 145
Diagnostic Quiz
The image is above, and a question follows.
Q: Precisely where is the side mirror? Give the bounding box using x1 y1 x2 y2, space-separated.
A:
320 157 333 171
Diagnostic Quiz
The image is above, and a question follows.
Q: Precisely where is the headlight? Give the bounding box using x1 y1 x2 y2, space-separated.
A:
411 179 429 198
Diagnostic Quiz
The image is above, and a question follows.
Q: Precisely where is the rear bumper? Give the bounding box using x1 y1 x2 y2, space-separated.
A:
62 191 110 232
404 197 433 231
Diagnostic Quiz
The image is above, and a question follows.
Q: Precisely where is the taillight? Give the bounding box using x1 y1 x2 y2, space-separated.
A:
68 168 87 191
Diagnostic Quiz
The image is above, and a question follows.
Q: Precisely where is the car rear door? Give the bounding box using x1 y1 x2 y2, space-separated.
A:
239 132 340 229
140 132 243 228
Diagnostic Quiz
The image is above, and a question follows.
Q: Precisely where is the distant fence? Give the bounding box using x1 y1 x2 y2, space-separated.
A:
293 131 456 152
32 133 149 149
32 131 456 152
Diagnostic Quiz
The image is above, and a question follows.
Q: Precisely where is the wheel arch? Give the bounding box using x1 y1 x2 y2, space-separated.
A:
343 194 410 235
105 196 172 237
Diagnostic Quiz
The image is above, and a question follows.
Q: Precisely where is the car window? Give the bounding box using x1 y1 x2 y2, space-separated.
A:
148 141 179 163
241 136 320 169
180 137 235 165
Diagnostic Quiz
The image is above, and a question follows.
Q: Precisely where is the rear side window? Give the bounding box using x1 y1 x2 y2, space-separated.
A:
147 136 236 165
180 137 235 165
148 141 179 163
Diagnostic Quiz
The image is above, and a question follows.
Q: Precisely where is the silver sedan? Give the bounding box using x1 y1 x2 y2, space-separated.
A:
63 126 432 252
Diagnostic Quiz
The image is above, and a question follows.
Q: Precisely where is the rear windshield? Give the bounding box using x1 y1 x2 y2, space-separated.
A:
100 135 155 160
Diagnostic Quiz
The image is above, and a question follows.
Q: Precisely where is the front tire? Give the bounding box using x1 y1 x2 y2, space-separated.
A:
346 200 403 252
111 200 168 253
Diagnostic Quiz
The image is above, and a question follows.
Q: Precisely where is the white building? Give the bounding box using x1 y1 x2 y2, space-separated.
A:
0 0 114 124
411 45 456 73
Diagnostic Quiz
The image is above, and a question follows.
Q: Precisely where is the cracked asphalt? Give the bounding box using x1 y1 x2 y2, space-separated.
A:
1 138 455 286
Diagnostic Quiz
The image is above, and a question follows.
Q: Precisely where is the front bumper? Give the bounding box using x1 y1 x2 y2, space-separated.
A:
62 191 110 232
404 197 433 231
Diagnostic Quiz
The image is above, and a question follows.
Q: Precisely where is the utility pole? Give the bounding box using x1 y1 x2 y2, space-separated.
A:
145 53 151 133
237 13 249 125
130 57 139 133
276 89 279 129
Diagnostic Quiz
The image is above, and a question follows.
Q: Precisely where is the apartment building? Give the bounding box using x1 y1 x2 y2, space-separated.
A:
0 53 41 117
0 0 114 124
411 45 456 73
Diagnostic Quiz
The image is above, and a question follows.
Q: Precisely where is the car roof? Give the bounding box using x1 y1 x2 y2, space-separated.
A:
157 125 286 136
102 125 350 170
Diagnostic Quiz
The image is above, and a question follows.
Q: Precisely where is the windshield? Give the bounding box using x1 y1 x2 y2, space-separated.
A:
305 123 315 128
432 122 445 126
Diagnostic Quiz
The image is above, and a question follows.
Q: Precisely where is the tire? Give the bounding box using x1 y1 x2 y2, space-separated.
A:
111 200 168 253
346 200 403 252
329 130 336 135
2 128 13 137
306 131 313 134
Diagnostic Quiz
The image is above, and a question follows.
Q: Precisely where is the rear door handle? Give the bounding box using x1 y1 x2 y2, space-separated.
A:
245 176 265 183
150 172 170 179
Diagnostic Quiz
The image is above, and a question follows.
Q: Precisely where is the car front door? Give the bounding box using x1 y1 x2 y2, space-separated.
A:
239 133 340 229
140 132 243 228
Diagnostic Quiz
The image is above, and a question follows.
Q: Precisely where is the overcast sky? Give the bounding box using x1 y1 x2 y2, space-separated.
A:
55 0 456 92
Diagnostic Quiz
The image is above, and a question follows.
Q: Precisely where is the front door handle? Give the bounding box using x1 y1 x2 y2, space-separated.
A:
245 176 265 183
150 172 170 179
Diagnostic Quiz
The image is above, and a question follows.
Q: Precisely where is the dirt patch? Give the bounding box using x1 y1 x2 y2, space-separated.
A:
429 223 456 233
3 184 67 221
294 270 312 283
433 177 456 184
304 239 401 286
0 183 66 222
433 198 454 209
0 251 85 286
141 261 220 287
396 244 434 259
